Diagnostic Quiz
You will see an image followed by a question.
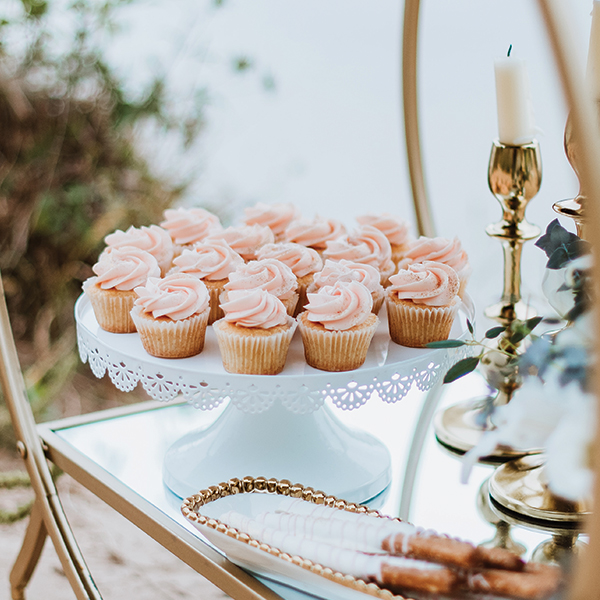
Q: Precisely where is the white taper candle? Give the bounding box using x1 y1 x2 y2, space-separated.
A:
494 50 536 146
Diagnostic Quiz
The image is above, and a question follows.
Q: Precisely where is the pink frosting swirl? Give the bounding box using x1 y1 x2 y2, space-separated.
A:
206 224 274 260
284 216 346 249
134 273 209 320
356 214 411 246
225 259 298 300
243 202 300 237
312 260 382 294
324 225 393 270
173 240 244 281
221 289 288 328
160 207 222 245
399 236 471 281
256 243 323 277
92 247 160 291
104 225 174 273
305 281 373 331
388 261 459 306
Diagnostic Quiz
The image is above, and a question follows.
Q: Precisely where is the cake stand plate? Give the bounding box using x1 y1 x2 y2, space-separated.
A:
75 294 473 502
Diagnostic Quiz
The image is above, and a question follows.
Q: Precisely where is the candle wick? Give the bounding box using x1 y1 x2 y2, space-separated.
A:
507 44 513 57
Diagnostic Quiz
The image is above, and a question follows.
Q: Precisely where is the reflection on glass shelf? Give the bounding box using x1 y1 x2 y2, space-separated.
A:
54 378 550 562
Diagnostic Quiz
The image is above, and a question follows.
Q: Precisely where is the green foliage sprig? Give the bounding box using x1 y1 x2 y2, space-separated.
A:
426 316 544 384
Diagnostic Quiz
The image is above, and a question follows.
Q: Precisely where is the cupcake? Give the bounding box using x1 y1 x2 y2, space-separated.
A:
130 273 210 358
398 236 471 297
104 224 174 276
256 242 323 316
356 213 412 265
297 280 378 372
172 240 244 324
160 207 222 256
83 246 160 333
284 216 346 252
206 224 274 261
309 259 385 314
323 225 396 285
213 289 297 375
243 202 300 242
386 261 460 348
224 258 299 316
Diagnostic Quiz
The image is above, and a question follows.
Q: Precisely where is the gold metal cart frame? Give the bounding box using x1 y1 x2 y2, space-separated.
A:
3 0 600 599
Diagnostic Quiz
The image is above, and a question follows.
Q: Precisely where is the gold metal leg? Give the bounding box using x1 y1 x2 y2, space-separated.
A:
0 276 102 600
10 499 48 600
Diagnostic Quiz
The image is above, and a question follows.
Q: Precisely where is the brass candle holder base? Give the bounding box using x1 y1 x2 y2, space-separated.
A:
434 397 541 462
484 300 537 325
477 477 526 556
488 454 590 565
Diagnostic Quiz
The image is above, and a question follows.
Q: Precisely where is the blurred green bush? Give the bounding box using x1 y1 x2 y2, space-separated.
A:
0 0 202 446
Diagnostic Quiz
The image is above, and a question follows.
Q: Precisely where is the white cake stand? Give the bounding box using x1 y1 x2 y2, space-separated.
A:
76 295 473 502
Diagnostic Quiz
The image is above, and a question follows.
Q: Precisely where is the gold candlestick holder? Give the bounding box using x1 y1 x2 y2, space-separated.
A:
433 141 544 555
434 140 542 459
485 140 541 324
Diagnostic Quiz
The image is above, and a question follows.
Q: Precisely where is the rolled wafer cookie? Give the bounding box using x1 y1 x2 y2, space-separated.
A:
382 533 477 570
473 545 525 571
380 560 458 596
465 566 562 600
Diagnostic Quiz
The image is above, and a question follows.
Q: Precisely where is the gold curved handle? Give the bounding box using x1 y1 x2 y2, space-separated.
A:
402 0 436 238
535 2 600 598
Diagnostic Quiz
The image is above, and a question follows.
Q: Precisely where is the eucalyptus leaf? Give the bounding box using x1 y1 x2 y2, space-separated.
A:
535 219 579 258
485 326 505 339
443 357 480 384
467 319 474 335
425 340 466 349
524 316 543 332
509 331 527 345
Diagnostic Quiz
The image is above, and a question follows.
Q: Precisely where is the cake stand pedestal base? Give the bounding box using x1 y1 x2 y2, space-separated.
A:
163 401 392 503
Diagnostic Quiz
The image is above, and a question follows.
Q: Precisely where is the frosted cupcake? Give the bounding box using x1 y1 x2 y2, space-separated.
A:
398 236 471 297
160 207 222 256
104 224 174 276
206 224 274 261
84 247 160 333
224 258 299 316
356 214 412 265
323 225 396 285
131 273 210 358
309 259 385 314
256 243 323 316
297 280 378 372
284 216 346 252
172 240 244 324
386 261 460 348
213 289 297 375
244 202 300 242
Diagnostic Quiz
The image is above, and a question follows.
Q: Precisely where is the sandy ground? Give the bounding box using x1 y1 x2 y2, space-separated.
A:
0 453 229 600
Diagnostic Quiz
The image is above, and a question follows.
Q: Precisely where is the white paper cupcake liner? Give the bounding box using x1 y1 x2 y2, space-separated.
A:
213 316 297 374
386 295 459 348
130 305 210 358
84 279 137 333
297 312 379 372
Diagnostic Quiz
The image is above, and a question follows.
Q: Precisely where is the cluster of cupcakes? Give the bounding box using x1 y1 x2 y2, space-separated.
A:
83 203 470 375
